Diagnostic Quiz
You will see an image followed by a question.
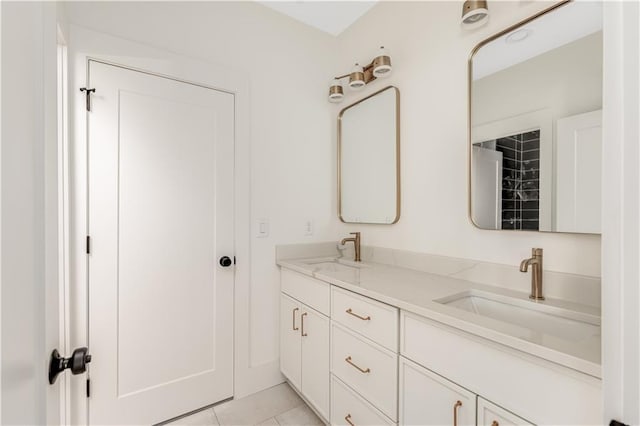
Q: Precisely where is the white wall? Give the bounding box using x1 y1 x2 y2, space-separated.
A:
62 0 340 410
602 1 640 424
1 2 60 424
333 1 601 278
473 32 602 130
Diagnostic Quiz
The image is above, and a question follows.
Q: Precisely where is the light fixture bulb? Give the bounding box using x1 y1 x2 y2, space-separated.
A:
348 63 366 90
328 78 344 103
372 46 392 78
505 28 533 44
461 0 489 28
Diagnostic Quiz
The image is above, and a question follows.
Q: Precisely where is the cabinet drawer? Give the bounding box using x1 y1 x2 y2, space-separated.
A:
331 323 398 421
332 287 398 351
331 375 394 426
477 397 534 426
281 268 330 315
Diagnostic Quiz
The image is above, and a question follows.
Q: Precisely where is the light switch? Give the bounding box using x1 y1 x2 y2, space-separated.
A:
256 218 269 238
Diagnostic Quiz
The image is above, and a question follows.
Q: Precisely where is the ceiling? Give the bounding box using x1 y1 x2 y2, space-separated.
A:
473 1 602 80
258 1 378 36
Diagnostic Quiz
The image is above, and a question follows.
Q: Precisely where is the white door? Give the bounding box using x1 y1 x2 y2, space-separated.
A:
87 60 234 425
556 110 602 233
472 146 503 229
399 357 476 426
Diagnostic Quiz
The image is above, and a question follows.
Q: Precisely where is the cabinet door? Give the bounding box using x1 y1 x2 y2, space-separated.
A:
477 397 534 426
399 357 475 426
301 307 330 421
280 293 301 391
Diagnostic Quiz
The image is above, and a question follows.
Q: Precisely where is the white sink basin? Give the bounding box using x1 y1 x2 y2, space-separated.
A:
436 290 600 342
302 258 369 272
308 261 358 273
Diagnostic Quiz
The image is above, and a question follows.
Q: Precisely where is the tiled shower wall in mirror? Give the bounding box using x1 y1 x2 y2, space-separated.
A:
474 130 540 230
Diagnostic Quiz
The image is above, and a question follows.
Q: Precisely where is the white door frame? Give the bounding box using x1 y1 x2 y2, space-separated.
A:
602 1 640 424
65 25 253 425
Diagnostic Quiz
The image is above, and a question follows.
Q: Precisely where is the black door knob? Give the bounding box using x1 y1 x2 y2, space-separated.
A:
49 347 92 385
219 256 233 267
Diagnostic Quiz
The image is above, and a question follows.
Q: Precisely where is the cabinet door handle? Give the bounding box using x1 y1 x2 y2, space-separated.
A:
491 422 499 426
453 400 462 426
292 308 299 331
301 312 308 336
345 356 370 373
346 308 371 321
345 414 355 426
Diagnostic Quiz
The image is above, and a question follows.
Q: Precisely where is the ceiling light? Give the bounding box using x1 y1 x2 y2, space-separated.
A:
461 0 489 28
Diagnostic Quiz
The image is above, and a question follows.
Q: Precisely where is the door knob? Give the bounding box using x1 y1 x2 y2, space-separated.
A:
219 256 233 267
49 347 92 385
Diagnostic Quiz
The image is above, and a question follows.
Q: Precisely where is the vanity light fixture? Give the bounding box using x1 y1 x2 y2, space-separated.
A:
328 46 393 102
372 46 392 77
349 63 366 90
461 0 489 28
329 78 344 103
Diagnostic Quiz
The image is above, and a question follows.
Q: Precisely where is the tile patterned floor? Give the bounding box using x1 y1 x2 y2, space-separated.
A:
165 383 323 426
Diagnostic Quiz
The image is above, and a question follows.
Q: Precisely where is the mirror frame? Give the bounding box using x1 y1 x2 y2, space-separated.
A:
338 85 401 224
466 0 601 235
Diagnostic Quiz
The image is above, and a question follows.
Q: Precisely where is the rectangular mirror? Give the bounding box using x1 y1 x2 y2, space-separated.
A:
339 86 400 224
469 1 602 233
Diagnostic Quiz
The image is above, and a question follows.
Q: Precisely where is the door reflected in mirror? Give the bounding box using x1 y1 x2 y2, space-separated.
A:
339 86 400 224
469 1 602 234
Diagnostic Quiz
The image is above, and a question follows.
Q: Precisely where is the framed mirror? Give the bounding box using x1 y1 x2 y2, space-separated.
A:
469 1 602 234
339 86 400 224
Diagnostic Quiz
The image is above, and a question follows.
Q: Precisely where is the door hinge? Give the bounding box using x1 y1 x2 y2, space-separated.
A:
79 87 96 112
86 378 91 398
234 256 236 265
86 236 91 254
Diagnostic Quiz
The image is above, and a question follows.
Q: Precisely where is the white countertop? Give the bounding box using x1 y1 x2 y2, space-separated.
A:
277 256 601 379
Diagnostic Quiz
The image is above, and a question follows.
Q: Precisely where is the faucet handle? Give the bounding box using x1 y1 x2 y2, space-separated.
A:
532 247 543 256
350 232 360 237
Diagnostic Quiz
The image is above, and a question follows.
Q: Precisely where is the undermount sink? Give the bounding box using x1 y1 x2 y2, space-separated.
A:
436 290 600 342
302 258 369 273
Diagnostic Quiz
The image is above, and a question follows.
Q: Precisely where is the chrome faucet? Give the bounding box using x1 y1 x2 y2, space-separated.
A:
519 248 544 301
340 232 361 262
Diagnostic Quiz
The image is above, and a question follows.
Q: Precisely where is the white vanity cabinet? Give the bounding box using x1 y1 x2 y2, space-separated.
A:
280 270 330 421
330 286 399 423
399 357 476 426
280 293 302 389
279 263 601 426
400 311 600 425
331 375 395 426
477 398 534 426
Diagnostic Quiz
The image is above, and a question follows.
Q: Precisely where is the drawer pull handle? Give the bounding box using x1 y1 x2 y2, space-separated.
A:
453 400 462 426
346 308 371 321
301 312 308 336
292 308 299 331
491 422 499 426
345 356 370 373
345 414 355 426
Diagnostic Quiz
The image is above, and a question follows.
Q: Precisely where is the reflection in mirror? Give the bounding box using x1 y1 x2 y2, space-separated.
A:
469 1 602 234
339 86 400 224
